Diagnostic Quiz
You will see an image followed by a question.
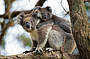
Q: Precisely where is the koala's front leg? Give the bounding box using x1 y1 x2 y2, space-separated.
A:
35 24 52 54
30 40 37 52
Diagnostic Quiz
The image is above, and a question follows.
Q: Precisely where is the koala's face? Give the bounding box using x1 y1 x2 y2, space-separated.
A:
32 6 52 21
20 13 40 32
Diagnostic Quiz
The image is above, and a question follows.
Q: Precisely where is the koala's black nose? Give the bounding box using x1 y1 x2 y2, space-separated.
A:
32 13 37 17
25 22 30 28
43 16 47 19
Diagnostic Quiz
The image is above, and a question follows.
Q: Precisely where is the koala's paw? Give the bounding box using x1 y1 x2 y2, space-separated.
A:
60 46 65 53
45 48 53 52
34 47 43 54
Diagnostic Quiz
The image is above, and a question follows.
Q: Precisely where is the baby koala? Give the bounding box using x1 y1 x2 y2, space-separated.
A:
32 6 72 33
18 9 76 54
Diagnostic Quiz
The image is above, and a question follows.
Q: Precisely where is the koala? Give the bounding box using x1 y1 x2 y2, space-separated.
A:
18 12 52 51
18 11 76 54
31 6 72 33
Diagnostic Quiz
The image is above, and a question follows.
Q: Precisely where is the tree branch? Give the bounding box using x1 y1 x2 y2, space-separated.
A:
0 51 80 59
0 0 46 18
35 0 46 6
0 0 15 44
0 20 14 44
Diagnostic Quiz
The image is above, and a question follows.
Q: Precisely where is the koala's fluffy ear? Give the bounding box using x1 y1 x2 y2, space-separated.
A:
32 6 42 19
18 12 24 25
19 12 24 19
46 6 52 12
13 12 24 25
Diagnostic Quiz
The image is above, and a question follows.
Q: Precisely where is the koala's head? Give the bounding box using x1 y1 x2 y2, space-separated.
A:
19 12 40 32
32 6 52 21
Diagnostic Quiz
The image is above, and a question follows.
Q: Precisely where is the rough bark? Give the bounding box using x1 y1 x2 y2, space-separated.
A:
67 0 90 59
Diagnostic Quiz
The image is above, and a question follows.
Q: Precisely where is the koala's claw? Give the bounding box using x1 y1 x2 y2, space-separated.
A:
34 47 43 54
45 48 53 52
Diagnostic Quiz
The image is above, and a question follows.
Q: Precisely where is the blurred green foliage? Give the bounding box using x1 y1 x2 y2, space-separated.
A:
1 39 5 48
18 34 32 47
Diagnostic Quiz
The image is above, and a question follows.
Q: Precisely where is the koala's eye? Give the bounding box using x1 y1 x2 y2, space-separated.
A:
25 22 30 25
48 13 50 15
26 22 29 24
35 11 38 13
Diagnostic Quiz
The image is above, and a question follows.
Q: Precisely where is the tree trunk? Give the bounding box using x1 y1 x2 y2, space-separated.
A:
67 0 90 59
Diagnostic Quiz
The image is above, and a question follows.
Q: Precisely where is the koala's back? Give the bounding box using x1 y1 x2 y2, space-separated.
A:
52 15 72 33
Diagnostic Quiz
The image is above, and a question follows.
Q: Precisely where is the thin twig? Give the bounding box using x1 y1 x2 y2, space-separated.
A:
60 0 69 17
